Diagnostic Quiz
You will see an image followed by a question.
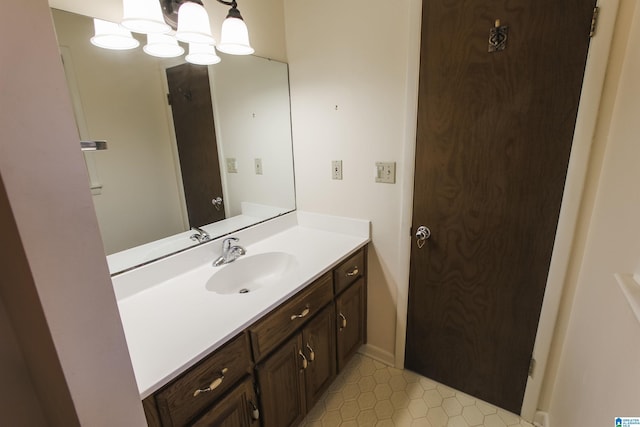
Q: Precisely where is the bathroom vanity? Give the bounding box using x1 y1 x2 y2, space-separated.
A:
111 212 369 427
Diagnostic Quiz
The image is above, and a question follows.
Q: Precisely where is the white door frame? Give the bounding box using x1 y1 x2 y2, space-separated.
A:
395 0 619 420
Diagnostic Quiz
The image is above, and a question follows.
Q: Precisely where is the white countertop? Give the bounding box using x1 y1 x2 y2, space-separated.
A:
112 212 370 398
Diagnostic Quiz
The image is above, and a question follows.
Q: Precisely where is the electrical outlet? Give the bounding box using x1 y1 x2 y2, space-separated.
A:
254 158 263 175
332 160 343 180
375 162 396 184
226 158 238 173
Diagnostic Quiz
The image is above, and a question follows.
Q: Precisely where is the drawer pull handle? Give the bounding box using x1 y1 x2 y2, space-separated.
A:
290 306 310 320
339 313 347 331
299 350 308 370
249 400 260 420
346 266 359 277
192 368 228 397
306 343 316 362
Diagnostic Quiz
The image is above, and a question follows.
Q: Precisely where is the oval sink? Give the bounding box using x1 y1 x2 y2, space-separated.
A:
205 252 299 295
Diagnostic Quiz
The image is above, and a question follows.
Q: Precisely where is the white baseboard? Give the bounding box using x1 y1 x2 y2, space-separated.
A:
358 343 395 367
533 411 549 427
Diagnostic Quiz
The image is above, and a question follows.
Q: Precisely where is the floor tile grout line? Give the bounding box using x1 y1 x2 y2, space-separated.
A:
299 353 534 427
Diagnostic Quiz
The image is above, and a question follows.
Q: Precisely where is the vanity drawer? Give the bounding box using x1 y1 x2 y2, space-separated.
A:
249 272 333 362
334 248 365 295
155 333 252 427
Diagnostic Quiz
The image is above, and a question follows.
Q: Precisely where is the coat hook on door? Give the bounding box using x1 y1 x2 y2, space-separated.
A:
488 19 508 53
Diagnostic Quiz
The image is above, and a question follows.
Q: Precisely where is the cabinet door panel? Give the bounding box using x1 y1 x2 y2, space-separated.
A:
256 334 306 427
336 278 366 372
303 304 337 410
190 378 257 427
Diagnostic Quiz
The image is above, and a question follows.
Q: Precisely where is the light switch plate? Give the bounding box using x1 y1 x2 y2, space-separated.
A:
254 158 263 175
226 158 238 173
332 160 343 180
375 162 396 184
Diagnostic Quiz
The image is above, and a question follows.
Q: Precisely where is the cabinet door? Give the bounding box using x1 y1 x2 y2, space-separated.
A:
190 378 258 427
256 334 306 427
336 277 366 372
302 304 336 410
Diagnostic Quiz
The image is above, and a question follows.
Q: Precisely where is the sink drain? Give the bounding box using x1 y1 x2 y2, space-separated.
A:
239 288 250 294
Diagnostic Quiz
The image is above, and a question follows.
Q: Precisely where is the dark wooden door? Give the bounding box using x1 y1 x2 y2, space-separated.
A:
166 63 225 228
302 304 336 410
406 0 596 414
336 278 366 372
255 334 306 427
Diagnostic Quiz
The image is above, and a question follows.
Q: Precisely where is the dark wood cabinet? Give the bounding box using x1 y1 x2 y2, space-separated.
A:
154 333 252 426
191 378 258 427
303 304 336 409
142 246 367 427
255 334 307 427
256 303 337 427
249 272 334 362
336 277 367 372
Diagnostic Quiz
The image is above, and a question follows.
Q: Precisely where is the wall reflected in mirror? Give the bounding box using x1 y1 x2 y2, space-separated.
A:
51 8 295 275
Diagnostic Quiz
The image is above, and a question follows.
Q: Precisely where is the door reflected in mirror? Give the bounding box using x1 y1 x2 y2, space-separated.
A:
51 8 295 274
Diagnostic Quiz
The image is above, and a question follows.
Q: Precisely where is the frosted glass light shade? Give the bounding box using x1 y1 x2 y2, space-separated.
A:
90 19 140 50
122 0 171 34
175 2 215 44
217 16 254 55
185 43 221 65
143 33 185 58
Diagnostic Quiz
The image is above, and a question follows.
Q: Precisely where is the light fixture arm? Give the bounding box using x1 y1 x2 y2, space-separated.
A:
217 0 244 21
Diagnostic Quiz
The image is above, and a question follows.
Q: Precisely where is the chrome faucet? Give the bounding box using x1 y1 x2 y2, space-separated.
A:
213 237 246 267
190 226 210 243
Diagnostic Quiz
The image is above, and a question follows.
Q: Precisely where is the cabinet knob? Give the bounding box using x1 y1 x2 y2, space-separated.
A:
290 305 310 321
338 313 347 331
192 368 228 397
346 266 359 277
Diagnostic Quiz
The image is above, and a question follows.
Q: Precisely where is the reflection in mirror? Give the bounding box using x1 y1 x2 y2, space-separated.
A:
51 8 295 275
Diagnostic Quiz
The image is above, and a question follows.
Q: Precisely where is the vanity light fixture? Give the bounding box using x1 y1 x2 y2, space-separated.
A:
185 43 221 65
90 0 253 64
217 0 254 55
143 33 185 57
122 0 171 34
175 2 216 44
90 19 139 50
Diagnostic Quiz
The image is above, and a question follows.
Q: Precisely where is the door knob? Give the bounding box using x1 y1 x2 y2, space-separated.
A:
211 196 223 211
416 226 431 249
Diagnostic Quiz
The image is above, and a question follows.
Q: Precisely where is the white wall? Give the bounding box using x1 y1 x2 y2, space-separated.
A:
547 3 640 424
0 0 146 425
284 0 421 363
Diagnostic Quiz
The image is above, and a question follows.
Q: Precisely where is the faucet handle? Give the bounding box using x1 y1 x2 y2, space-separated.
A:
222 237 239 250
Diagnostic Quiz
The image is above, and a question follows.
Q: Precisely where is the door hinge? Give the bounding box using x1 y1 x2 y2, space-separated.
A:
166 93 172 105
589 6 599 38
529 357 537 377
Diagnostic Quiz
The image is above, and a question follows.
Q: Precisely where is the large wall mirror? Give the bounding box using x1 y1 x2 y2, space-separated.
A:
49 5 295 275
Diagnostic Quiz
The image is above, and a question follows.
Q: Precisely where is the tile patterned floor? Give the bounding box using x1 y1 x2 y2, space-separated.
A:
299 353 534 427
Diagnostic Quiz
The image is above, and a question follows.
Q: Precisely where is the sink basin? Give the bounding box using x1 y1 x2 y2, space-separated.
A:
205 252 299 295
